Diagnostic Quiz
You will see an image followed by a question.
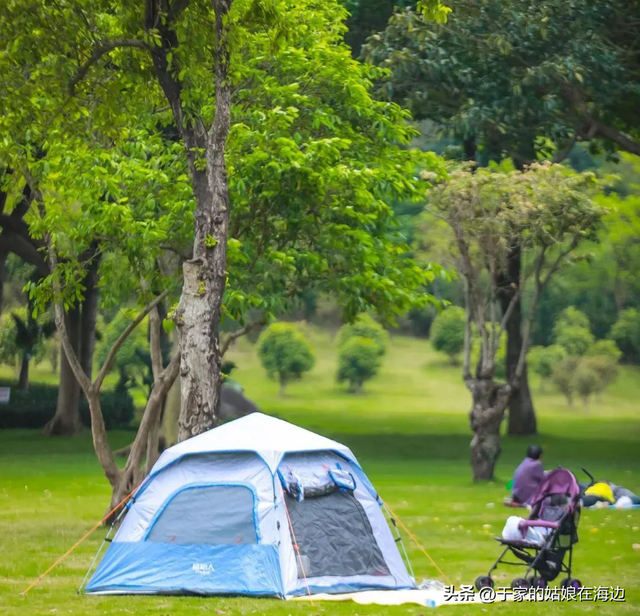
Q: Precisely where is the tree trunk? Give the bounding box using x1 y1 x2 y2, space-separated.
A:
176 0 232 442
0 248 7 319
468 378 511 481
107 352 180 518
279 378 287 397
79 260 99 379
161 332 181 447
176 258 225 441
43 308 83 435
18 355 29 390
498 243 537 436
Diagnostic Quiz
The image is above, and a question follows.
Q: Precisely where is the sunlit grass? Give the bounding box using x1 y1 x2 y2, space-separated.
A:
1 330 639 615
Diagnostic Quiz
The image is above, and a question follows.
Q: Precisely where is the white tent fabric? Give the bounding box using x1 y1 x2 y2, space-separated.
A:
150 412 359 474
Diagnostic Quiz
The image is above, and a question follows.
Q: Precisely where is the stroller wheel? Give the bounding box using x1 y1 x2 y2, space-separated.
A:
527 576 547 589
561 577 582 590
511 577 531 590
474 575 494 590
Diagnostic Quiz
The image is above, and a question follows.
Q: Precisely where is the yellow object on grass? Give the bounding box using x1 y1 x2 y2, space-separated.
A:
585 482 614 503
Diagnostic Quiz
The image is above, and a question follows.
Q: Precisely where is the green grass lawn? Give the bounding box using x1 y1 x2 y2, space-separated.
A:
1 330 639 615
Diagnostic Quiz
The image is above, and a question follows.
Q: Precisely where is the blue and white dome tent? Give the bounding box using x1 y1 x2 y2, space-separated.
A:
84 412 416 597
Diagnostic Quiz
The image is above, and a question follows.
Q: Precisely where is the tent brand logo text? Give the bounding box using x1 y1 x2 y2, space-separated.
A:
192 563 215 575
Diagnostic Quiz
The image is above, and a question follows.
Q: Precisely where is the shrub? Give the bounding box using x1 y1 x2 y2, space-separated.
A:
336 336 381 393
585 355 619 397
528 345 567 390
552 307 591 339
0 308 52 368
574 359 599 407
0 379 134 429
337 314 388 356
552 356 580 406
555 325 594 356
257 323 315 395
609 308 640 363
587 339 622 362
430 306 466 364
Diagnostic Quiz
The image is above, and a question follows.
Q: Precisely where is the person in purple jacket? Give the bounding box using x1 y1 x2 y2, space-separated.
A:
511 445 545 506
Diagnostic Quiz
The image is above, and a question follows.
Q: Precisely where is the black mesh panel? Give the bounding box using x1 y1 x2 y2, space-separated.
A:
286 491 388 578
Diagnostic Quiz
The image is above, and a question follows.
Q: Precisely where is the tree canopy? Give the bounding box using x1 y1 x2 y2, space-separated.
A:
364 0 640 164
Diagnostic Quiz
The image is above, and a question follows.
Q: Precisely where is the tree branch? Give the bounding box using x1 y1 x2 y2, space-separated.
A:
590 121 640 158
94 289 170 392
462 279 473 381
563 83 640 157
48 242 93 395
68 39 147 94
496 286 520 342
48 236 121 485
149 304 163 382
220 319 266 357
124 350 181 478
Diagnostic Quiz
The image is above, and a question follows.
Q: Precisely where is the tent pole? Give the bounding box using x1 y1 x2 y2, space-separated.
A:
77 503 129 594
381 500 415 580
77 536 107 594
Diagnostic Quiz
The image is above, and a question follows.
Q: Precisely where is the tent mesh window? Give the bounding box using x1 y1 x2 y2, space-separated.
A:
286 491 389 578
147 485 258 545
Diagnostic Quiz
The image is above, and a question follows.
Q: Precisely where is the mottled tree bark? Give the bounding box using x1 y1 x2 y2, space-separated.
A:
173 0 232 442
468 378 511 481
143 0 233 442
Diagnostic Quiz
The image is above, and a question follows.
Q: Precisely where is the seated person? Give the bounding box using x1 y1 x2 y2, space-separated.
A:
511 445 545 506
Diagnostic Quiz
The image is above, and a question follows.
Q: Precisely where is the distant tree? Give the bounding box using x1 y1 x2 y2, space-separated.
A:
0 306 55 390
365 0 640 437
555 325 595 356
430 307 466 364
552 340 620 407
429 163 604 480
336 336 382 393
610 308 640 363
553 307 591 339
585 355 619 400
528 345 567 391
257 323 315 396
574 360 600 408
552 356 580 406
337 314 388 357
587 339 622 362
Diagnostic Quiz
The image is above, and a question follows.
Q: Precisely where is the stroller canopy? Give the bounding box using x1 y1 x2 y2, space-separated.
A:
530 468 581 506
85 413 414 597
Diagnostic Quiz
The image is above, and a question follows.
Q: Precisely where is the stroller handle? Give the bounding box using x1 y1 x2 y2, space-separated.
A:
581 468 595 486
576 468 596 501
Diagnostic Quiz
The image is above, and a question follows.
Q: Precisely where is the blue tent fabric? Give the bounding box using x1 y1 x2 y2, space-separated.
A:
85 543 283 596
85 413 415 597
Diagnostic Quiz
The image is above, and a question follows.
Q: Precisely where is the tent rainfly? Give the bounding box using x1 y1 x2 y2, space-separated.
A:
84 412 415 597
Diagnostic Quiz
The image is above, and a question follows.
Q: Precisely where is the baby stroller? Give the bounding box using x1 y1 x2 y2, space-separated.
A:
475 467 595 590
